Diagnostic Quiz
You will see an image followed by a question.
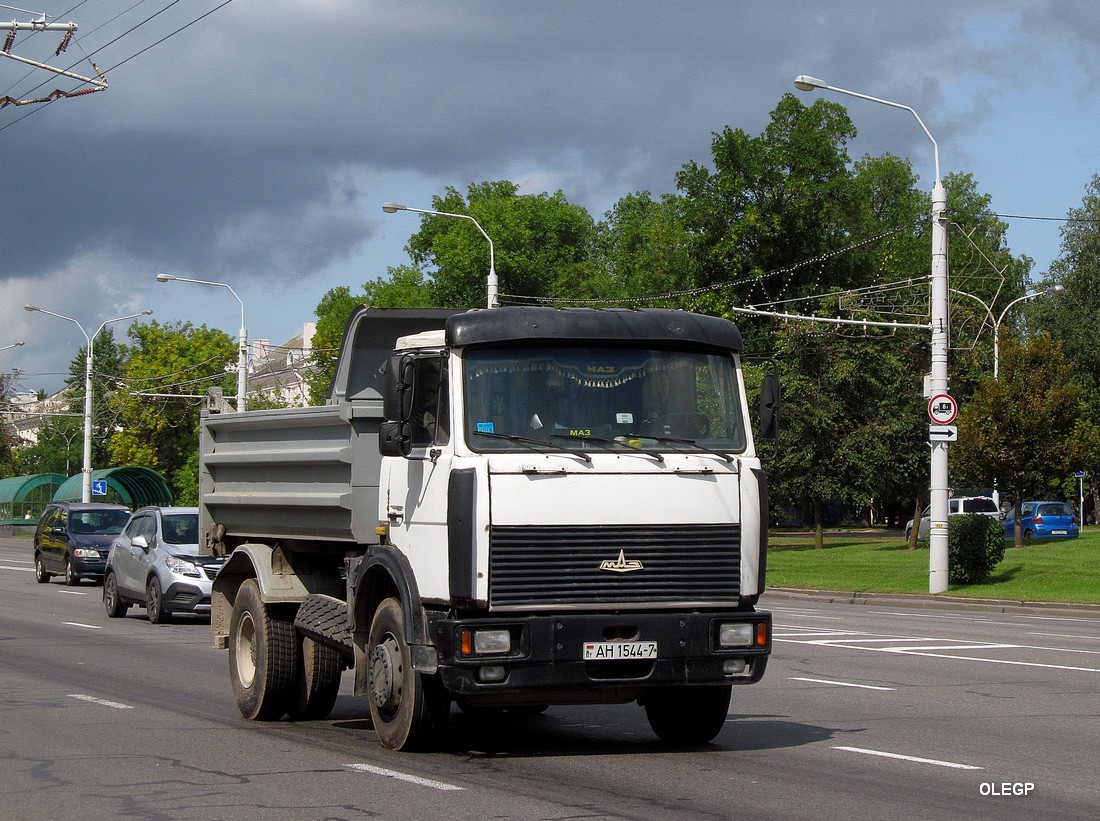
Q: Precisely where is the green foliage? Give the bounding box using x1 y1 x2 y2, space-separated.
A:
13 416 82 476
108 320 235 503
953 333 1081 502
948 513 1007 585
306 286 361 405
172 450 200 506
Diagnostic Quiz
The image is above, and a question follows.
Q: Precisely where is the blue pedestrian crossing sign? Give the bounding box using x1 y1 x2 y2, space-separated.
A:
91 480 108 496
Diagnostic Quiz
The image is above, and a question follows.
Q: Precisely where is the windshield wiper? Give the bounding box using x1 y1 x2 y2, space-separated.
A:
473 430 592 462
619 432 735 463
550 433 663 463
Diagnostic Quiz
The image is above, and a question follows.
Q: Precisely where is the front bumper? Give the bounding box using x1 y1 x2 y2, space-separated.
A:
163 580 213 613
434 610 770 702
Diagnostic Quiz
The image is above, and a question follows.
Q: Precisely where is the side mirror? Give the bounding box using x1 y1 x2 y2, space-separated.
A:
759 373 780 440
131 535 150 551
382 354 415 422
379 420 413 458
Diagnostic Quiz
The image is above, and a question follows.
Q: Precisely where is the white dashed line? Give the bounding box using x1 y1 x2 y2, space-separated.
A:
68 694 133 710
790 677 896 691
834 746 982 770
344 763 464 791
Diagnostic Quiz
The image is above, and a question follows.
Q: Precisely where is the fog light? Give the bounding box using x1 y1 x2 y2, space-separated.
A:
719 623 753 648
723 658 748 676
478 665 506 682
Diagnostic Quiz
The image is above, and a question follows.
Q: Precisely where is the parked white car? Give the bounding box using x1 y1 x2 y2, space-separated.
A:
905 496 1001 540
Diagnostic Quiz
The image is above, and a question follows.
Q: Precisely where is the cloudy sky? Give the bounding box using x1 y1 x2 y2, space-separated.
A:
3 1 1098 393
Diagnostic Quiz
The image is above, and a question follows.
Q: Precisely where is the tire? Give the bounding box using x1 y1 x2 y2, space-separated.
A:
644 685 732 745
64 557 79 586
367 597 448 751
103 572 129 618
287 635 343 721
146 577 171 624
34 553 51 584
229 579 296 721
1023 529 1035 544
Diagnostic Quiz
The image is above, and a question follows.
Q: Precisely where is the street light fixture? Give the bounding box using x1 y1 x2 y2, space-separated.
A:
24 304 153 503
382 201 498 309
156 273 248 412
951 285 1064 379
796 74 951 593
0 341 25 353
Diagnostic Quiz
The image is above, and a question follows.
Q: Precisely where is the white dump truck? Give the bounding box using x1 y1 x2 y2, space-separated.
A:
202 305 776 751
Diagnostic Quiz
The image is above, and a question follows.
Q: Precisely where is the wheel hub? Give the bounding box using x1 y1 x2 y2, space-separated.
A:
369 637 402 711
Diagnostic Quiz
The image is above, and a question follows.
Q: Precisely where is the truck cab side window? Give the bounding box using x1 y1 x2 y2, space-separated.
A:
410 357 449 447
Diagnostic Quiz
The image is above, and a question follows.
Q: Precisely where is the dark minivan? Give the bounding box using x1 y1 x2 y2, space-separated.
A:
33 502 132 585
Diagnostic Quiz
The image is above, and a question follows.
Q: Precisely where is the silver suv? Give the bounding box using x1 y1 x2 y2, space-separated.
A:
905 496 1001 540
103 506 226 623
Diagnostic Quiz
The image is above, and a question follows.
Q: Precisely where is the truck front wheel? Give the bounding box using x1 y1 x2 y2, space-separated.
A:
367 597 448 751
229 579 296 720
644 685 732 745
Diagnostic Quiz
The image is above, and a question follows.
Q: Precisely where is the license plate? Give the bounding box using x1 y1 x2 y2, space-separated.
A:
583 641 658 660
1052 530 1067 535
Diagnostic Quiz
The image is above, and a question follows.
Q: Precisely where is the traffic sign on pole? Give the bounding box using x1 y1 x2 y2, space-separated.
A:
928 393 958 425
928 425 958 442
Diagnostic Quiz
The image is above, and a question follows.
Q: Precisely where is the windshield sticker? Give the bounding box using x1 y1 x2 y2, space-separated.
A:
476 421 495 433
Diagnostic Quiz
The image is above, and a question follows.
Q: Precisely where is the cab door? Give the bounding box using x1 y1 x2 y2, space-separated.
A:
381 354 454 602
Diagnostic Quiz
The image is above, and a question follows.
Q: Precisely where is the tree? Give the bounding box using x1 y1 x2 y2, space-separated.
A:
952 333 1082 546
1028 173 1100 519
406 181 600 307
108 320 236 503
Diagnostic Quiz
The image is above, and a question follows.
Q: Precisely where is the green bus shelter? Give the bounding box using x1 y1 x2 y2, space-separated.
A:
53 467 173 508
0 473 66 527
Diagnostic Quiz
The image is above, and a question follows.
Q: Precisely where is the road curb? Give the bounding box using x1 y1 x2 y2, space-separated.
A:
763 587 1100 617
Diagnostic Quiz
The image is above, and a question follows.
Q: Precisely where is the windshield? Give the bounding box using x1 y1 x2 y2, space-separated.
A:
463 345 747 454
161 513 199 545
71 508 130 535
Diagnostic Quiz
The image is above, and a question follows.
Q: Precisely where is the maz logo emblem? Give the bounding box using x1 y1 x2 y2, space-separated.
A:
599 549 644 573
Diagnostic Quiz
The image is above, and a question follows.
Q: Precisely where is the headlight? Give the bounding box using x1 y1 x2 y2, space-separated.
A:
459 628 513 656
72 548 100 558
165 556 201 577
718 623 754 648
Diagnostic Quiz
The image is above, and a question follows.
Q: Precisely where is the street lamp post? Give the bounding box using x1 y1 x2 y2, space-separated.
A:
382 201 498 308
1 341 25 353
951 285 1064 379
24 305 153 503
795 74 951 592
156 274 248 412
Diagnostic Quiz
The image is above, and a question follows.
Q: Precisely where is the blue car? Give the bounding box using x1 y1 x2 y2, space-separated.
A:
1003 501 1079 542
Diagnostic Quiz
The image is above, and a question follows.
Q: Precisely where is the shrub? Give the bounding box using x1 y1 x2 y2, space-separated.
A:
949 514 1006 585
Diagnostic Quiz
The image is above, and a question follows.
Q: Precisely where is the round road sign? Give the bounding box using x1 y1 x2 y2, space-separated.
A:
928 393 958 425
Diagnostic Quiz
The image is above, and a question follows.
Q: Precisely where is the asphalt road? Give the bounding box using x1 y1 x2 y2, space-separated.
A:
2 534 1097 820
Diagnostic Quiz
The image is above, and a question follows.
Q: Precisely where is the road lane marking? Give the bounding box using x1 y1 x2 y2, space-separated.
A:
790 677 895 691
62 621 102 629
833 746 982 770
0 565 33 572
343 763 464 791
68 694 133 710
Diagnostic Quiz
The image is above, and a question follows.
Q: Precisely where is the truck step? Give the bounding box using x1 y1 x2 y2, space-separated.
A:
294 594 354 660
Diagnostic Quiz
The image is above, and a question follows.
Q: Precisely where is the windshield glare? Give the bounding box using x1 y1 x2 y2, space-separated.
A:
463 346 747 453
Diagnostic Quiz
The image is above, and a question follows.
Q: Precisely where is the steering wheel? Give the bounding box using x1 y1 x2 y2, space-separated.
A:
658 412 710 438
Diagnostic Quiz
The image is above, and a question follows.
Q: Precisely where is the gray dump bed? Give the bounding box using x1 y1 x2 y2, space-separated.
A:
199 308 458 553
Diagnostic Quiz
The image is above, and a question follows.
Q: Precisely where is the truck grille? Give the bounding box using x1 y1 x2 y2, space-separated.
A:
489 524 741 608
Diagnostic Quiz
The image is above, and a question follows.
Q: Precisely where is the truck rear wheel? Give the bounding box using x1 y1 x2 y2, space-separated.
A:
288 635 343 720
229 579 296 720
367 597 448 751
644 685 732 745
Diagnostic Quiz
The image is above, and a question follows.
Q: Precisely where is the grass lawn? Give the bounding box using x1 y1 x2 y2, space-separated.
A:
766 528 1100 605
